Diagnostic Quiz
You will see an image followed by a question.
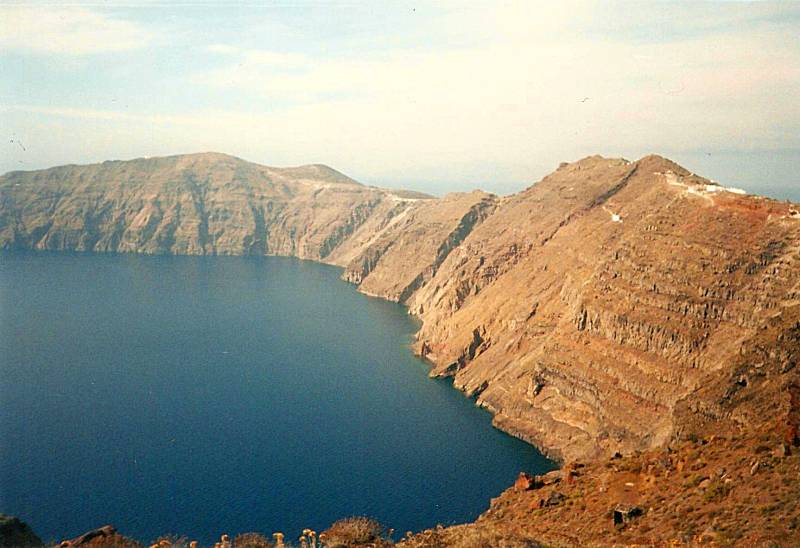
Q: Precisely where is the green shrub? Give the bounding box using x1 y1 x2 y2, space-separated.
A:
683 474 707 488
703 480 732 503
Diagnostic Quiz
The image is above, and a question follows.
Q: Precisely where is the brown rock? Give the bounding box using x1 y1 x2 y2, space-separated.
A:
513 472 535 492
59 525 125 547
775 443 791 458
544 491 567 507
539 470 562 485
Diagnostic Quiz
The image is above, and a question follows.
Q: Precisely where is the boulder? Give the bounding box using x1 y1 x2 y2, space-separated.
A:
59 525 121 547
514 472 535 492
543 491 567 507
775 443 792 458
540 470 561 484
613 504 644 527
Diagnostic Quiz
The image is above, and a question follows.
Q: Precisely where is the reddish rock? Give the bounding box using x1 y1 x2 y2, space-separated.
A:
539 470 562 485
59 526 117 547
513 472 535 492
58 525 138 547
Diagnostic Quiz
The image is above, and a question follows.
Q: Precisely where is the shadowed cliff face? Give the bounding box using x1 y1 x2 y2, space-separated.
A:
2 152 799 465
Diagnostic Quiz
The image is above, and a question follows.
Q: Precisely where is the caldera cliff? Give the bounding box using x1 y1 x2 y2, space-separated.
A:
3 152 800 545
3 152 798 465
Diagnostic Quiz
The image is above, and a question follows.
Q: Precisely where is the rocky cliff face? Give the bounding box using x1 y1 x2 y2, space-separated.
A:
2 152 798 465
0 152 425 260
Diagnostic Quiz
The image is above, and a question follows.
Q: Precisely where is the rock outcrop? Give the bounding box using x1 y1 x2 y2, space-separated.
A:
400 432 800 547
57 525 138 547
2 152 799 467
0 515 43 548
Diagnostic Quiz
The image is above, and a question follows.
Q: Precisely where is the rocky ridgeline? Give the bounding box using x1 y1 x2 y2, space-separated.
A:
408 155 800 464
0 153 416 259
2 152 799 467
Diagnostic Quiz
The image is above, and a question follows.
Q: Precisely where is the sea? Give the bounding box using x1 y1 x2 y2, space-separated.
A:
0 252 553 545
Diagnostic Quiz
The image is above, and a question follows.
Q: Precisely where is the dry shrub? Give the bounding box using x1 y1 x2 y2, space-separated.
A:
80 534 141 548
320 517 389 547
233 532 274 547
401 526 540 548
703 480 732 503
448 528 540 548
148 536 188 548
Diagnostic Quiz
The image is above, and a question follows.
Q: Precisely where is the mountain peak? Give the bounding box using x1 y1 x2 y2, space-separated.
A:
634 153 690 176
278 163 363 186
119 151 244 166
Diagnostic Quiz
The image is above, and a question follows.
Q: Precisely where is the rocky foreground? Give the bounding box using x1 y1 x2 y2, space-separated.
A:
2 152 799 546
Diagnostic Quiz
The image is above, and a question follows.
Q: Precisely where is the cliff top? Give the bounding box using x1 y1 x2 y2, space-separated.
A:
4 152 796 208
1 152 364 188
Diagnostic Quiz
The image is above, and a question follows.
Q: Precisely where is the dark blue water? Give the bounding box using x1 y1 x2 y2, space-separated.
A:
0 252 553 545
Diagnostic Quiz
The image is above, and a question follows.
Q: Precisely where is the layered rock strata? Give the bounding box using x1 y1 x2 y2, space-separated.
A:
2 152 798 464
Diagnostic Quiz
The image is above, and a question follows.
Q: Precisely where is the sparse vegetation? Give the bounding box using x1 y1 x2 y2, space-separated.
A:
702 480 732 503
233 533 274 548
148 535 189 548
319 518 390 548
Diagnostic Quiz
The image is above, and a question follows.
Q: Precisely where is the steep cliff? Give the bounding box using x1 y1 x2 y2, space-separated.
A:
2 152 798 467
408 155 800 462
401 284 800 547
0 153 424 259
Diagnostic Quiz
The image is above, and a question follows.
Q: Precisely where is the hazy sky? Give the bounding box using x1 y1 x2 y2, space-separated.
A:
2 1 799 199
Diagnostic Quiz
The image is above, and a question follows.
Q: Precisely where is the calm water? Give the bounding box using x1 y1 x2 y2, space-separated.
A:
0 252 553 545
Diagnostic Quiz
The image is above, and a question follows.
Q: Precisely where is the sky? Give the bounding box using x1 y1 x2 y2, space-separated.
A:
1 1 799 199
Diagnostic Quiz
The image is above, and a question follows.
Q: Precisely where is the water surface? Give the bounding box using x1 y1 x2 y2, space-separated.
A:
0 252 553 544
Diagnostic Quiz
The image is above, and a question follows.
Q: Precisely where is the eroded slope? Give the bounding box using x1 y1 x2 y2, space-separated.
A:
407 155 800 461
2 152 798 468
0 152 417 260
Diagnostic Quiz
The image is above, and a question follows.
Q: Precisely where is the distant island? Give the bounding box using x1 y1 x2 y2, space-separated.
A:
1 152 799 546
